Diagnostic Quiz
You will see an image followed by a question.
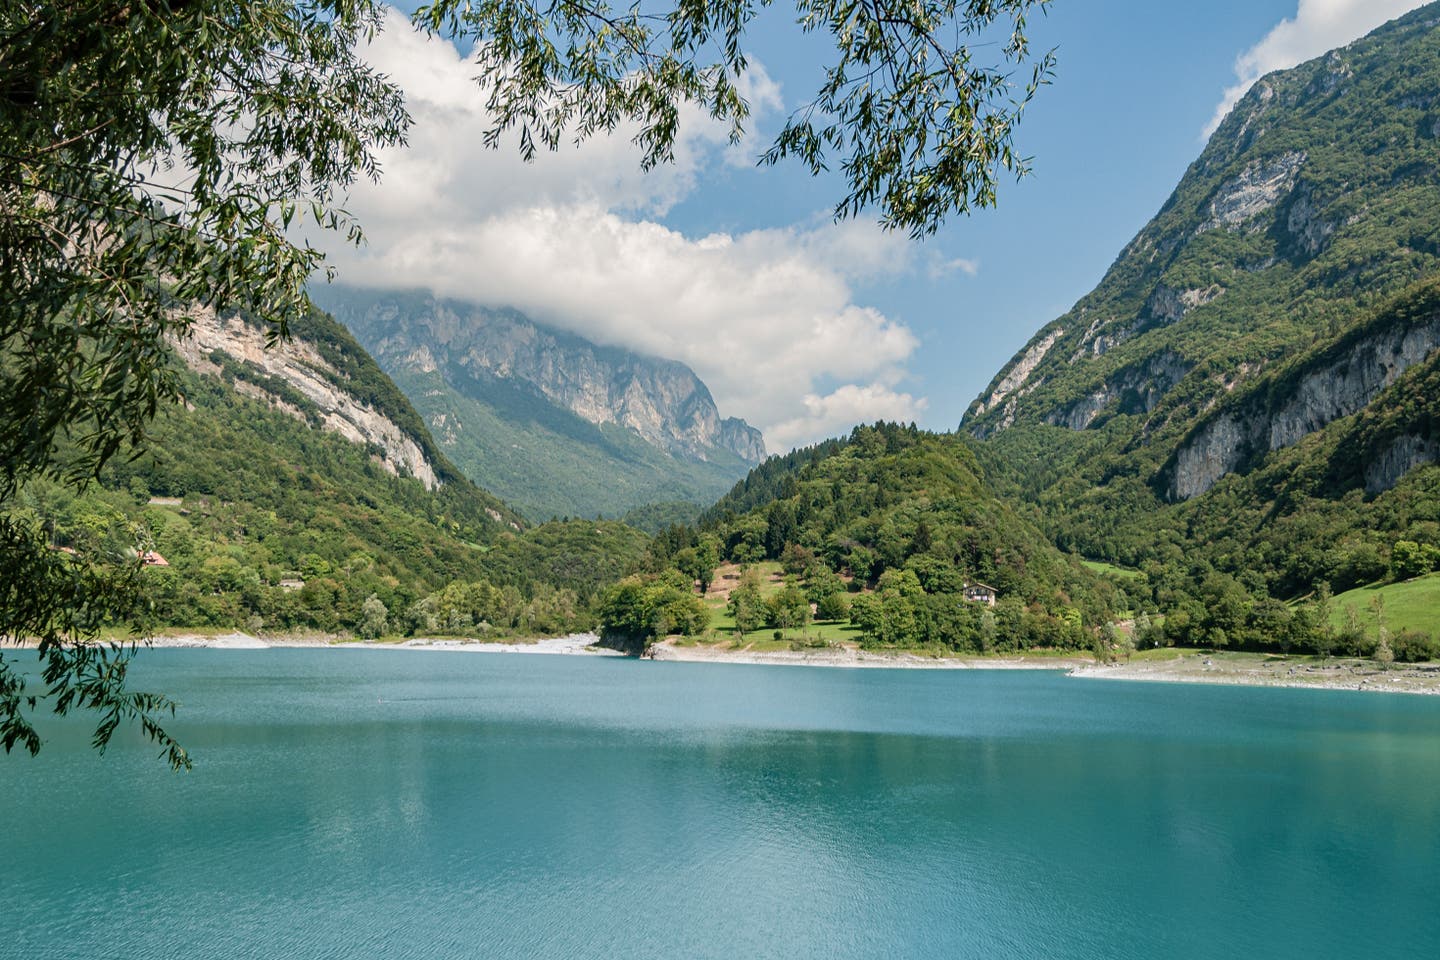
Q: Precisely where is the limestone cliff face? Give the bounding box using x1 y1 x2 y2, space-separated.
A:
1045 351 1193 432
1365 434 1440 494
1164 313 1440 500
321 290 766 464
1197 151 1307 233
717 417 768 463
969 328 1063 438
173 307 440 489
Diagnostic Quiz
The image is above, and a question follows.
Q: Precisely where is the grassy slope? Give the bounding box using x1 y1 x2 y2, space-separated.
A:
1330 574 1440 634
693 562 864 647
1080 560 1145 581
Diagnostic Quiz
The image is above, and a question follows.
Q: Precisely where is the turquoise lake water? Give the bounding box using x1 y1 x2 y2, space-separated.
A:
3 650 1439 959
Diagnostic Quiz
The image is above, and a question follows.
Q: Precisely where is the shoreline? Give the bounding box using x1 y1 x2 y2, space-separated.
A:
1071 653 1440 695
651 640 1440 694
648 639 1084 671
12 633 1440 694
10 631 621 656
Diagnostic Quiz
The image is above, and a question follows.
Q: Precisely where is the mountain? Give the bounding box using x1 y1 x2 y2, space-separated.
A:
10 305 654 639
310 286 766 521
962 6 1440 619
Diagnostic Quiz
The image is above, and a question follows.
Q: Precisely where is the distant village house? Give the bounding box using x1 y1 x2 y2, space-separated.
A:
962 582 998 607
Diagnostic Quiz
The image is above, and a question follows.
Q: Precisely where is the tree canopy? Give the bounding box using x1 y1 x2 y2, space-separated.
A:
415 0 1054 238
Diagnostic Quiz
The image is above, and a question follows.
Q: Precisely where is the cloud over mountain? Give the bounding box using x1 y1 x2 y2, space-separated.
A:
317 11 925 452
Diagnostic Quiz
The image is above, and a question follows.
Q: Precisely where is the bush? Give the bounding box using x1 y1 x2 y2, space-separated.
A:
816 592 851 621
766 585 810 631
1391 629 1437 663
597 575 710 651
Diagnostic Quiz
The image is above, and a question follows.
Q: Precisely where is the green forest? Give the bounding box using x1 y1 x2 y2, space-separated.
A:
6 1 1439 672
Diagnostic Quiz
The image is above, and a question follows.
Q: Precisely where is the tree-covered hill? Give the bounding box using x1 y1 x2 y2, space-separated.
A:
695 423 1126 652
6 311 651 640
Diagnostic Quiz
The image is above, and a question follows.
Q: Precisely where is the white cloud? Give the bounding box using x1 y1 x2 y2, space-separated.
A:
331 203 922 448
317 11 925 452
1205 0 1429 137
927 255 980 279
350 12 736 220
765 385 928 454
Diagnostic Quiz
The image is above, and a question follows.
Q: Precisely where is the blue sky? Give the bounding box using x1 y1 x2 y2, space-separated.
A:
326 1 1429 452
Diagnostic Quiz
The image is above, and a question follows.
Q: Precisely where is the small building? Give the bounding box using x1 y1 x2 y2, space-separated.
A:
962 582 998 607
139 550 170 567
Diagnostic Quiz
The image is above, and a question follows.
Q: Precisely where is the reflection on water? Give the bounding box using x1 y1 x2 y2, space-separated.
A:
3 651 1439 959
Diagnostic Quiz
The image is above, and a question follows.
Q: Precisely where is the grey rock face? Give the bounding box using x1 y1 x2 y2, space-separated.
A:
173 307 440 489
718 417 768 463
1285 188 1334 256
972 328 1065 423
1268 319 1440 449
1306 51 1352 98
1046 351 1193 431
1167 314 1440 500
1200 151 1307 232
1365 434 1440 494
1142 283 1226 328
1170 414 1249 501
326 292 765 464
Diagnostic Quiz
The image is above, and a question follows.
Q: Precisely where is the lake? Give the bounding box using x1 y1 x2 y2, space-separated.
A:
3 650 1438 959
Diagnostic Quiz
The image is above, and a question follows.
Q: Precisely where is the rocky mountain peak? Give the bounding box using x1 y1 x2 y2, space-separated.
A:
317 289 766 465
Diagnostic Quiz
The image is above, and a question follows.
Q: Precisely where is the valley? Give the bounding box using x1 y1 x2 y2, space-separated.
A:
8 4 1440 959
7 3 1440 703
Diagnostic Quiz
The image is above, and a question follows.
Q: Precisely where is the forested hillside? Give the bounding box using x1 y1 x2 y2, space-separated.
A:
687 423 1125 652
955 6 1440 649
6 310 651 640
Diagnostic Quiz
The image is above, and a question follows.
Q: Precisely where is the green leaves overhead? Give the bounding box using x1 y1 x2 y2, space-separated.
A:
415 0 1053 237
0 1 408 494
0 515 189 769
771 0 1054 236
1 1 409 765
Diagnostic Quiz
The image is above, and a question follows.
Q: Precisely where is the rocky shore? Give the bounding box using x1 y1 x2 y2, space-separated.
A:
648 639 1085 671
1074 651 1440 695
649 640 1440 694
